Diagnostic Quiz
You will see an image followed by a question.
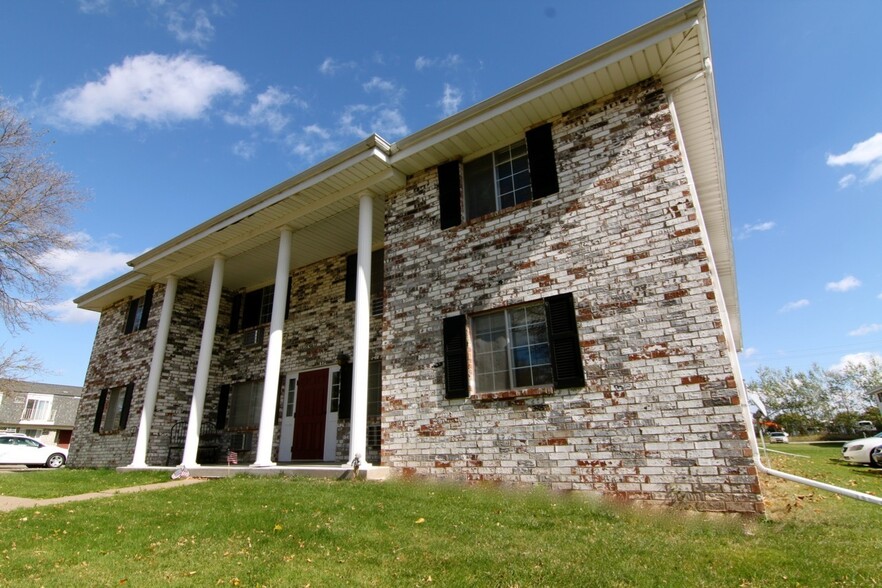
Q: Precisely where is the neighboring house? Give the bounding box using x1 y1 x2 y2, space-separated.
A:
0 380 82 447
71 2 763 512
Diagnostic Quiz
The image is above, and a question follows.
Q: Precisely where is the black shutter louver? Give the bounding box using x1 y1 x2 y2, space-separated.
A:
93 389 108 433
338 363 353 419
229 293 242 334
438 161 463 229
344 253 357 302
545 293 585 389
216 384 230 429
285 276 293 317
119 383 135 429
124 299 139 334
139 287 153 330
443 315 469 399
526 123 559 199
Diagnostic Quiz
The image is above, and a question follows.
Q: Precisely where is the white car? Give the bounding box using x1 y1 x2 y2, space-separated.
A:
841 432 882 467
768 431 789 443
0 434 68 468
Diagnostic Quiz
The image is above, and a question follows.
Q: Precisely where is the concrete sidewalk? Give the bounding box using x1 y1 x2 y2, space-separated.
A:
0 477 207 512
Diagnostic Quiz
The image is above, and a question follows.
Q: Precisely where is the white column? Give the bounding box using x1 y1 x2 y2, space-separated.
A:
253 227 293 467
128 275 178 467
181 256 225 468
348 194 373 467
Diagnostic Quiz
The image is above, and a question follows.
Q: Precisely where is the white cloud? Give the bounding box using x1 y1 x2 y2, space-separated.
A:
736 220 775 240
372 108 408 138
838 174 856 190
825 275 861 293
318 57 356 76
415 54 462 71
439 84 463 117
779 299 809 313
40 233 135 290
77 0 111 14
47 300 99 324
827 132 882 185
165 4 215 46
829 352 882 373
849 323 882 337
224 86 304 133
232 140 256 160
286 124 338 162
740 347 758 359
53 53 246 128
338 103 408 140
363 77 405 104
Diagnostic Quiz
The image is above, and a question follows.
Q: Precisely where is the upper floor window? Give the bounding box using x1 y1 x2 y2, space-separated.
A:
21 394 53 423
438 123 559 229
229 281 288 334
124 287 154 334
464 140 533 220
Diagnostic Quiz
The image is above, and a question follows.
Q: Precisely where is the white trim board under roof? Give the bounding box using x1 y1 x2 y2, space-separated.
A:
74 1 739 347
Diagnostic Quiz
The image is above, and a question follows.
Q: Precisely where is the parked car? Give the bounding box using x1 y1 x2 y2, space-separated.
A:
0 433 67 468
768 431 789 444
841 432 882 467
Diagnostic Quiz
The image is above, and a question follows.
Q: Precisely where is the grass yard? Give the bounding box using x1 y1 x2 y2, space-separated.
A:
0 452 880 587
0 468 170 499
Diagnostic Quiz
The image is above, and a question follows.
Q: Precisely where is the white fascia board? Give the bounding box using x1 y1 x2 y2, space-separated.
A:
73 270 148 309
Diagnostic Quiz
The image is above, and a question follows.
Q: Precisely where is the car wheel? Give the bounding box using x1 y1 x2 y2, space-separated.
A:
870 449 882 468
45 453 66 468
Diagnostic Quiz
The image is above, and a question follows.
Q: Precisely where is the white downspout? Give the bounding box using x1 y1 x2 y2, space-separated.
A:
666 90 882 507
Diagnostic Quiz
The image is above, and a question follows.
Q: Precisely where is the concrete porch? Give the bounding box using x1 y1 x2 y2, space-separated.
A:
117 463 391 480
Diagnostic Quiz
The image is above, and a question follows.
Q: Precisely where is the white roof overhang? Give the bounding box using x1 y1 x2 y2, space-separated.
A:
75 1 739 347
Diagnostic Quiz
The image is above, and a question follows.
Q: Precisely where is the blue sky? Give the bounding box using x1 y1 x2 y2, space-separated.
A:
1 0 881 386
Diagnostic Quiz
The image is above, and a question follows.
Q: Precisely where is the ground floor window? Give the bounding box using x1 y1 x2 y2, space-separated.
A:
229 380 262 429
93 383 135 433
472 304 552 392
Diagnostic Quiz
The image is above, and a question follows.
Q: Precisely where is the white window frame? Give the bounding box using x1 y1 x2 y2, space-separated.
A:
21 394 53 424
464 138 532 220
471 303 553 393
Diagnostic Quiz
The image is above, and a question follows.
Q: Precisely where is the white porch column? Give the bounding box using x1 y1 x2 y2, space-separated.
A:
253 227 293 467
128 275 178 467
181 256 225 468
348 194 373 467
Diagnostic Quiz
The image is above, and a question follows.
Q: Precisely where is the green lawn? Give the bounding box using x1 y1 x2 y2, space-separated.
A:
0 468 170 499
0 457 880 587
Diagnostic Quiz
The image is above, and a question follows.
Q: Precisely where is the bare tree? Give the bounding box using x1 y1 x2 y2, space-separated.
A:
0 97 85 377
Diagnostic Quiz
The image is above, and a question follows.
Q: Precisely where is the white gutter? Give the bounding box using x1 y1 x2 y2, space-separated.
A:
666 91 882 508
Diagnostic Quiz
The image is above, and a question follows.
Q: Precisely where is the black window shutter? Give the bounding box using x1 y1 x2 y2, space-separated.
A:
229 293 242 334
438 161 463 229
338 363 353 419
544 293 585 389
285 276 293 317
370 249 384 295
139 287 154 330
93 389 108 433
216 384 230 429
526 123 559 199
344 253 357 302
119 383 135 429
124 299 139 334
443 315 469 399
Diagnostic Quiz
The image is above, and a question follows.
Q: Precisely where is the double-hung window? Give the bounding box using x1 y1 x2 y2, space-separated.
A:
228 380 262 429
124 288 154 334
443 293 584 398
21 394 53 423
472 304 553 392
229 280 292 334
92 384 135 433
438 123 559 228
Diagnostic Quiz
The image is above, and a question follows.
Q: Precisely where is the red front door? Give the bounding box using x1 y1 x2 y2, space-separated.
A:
291 368 328 460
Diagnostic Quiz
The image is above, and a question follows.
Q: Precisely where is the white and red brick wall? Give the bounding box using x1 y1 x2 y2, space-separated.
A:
381 79 762 513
